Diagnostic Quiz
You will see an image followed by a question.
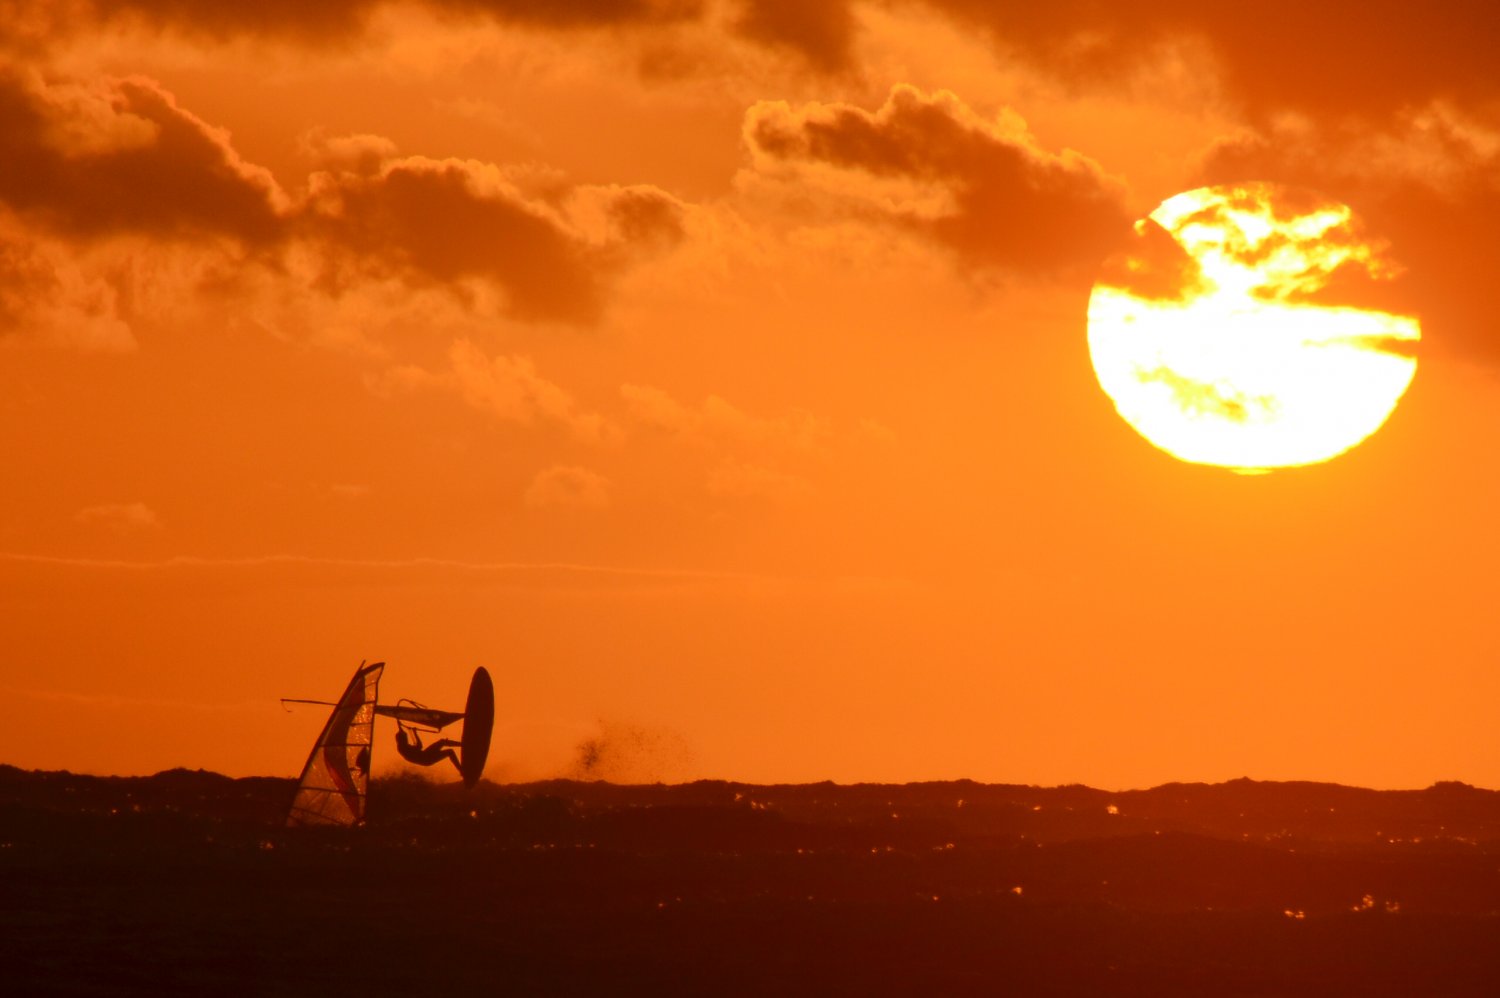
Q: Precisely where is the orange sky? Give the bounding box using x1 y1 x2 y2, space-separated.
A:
4 1 1500 788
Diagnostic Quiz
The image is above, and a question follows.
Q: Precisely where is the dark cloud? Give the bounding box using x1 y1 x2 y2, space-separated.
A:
93 0 377 42
12 1 1500 99
602 185 688 250
746 85 1130 276
303 158 684 324
305 159 606 323
0 215 133 351
439 0 704 28
735 0 856 72
0 70 683 326
1203 127 1500 366
5 0 861 71
0 226 59 332
80 0 703 42
1095 218 1206 303
0 72 284 245
1098 182 1434 370
920 0 1500 118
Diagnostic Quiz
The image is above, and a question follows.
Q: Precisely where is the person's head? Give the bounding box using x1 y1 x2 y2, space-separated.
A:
396 728 410 745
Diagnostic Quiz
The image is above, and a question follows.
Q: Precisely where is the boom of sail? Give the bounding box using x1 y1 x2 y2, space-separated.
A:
377 702 463 730
280 699 463 732
286 661 384 827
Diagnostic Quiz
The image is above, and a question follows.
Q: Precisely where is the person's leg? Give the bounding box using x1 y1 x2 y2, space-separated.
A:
440 748 462 776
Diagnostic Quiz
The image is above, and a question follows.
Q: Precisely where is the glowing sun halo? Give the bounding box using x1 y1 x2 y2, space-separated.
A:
1087 183 1419 472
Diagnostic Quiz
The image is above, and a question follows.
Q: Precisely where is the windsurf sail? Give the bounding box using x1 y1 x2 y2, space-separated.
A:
287 661 384 827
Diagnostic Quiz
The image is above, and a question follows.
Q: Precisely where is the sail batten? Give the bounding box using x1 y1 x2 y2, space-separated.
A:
287 661 384 827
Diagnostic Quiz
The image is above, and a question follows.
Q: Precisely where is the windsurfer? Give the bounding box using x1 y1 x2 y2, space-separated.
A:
394 725 462 775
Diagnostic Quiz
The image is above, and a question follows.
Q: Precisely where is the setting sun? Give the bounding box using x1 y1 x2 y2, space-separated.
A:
1087 183 1420 472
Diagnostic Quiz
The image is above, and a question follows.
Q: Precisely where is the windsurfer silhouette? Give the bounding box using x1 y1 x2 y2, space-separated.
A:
394 725 462 775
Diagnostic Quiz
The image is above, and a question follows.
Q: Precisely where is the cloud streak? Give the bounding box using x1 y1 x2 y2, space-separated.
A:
0 550 770 580
0 552 920 598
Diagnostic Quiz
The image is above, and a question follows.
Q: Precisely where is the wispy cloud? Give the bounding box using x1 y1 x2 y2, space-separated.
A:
74 501 161 531
525 465 612 510
372 341 619 442
0 551 918 594
0 685 266 713
0 550 764 580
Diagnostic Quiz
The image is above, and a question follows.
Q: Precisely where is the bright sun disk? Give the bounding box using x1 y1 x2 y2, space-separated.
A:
1087 183 1419 472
